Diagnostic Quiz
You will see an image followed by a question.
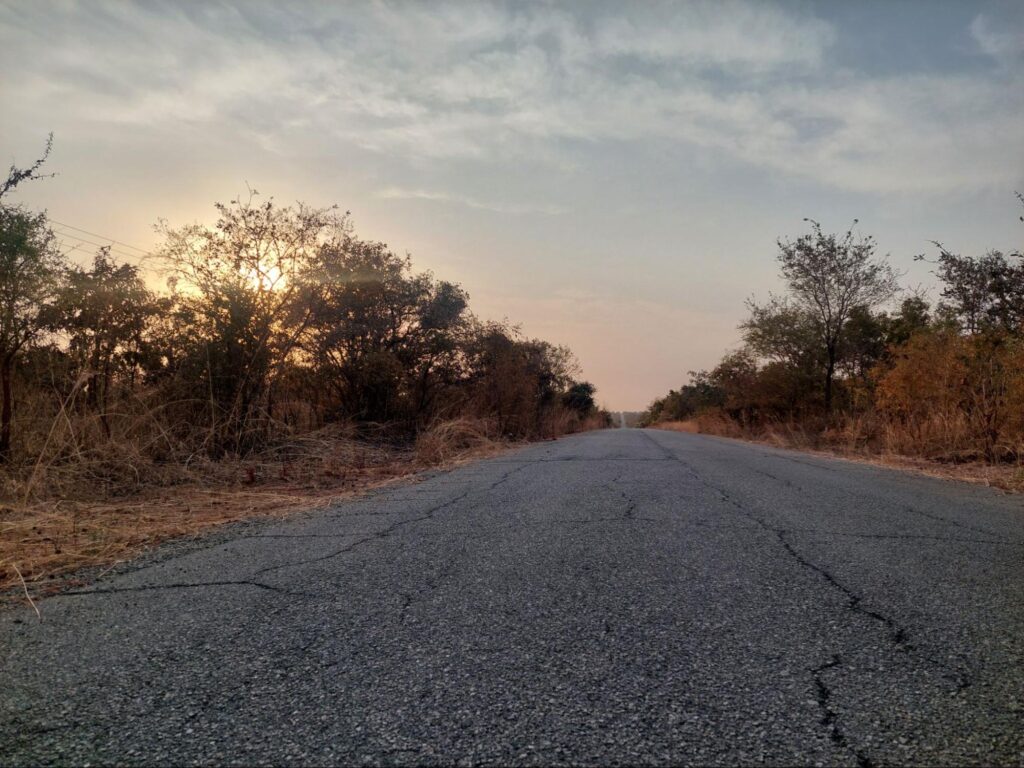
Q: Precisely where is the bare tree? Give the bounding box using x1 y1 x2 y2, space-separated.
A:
777 220 899 411
1 134 53 201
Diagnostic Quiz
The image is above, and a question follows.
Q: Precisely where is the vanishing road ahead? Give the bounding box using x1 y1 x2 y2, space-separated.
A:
3 429 1024 766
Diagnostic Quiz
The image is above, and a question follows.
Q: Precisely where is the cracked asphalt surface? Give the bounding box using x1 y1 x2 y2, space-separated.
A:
2 428 1024 766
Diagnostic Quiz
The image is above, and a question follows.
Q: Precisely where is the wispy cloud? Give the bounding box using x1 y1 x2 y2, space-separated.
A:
1 1 1022 195
376 187 564 216
970 13 1024 65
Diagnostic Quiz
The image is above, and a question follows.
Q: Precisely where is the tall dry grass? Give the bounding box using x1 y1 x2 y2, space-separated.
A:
651 409 1024 493
0 399 417 602
1 385 602 603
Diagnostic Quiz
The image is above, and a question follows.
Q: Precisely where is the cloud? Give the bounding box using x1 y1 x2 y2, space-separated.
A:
590 3 835 70
376 187 564 215
1 1 1022 195
970 13 1024 65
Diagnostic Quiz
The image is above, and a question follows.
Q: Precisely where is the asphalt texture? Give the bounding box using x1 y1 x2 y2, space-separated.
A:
2 428 1024 766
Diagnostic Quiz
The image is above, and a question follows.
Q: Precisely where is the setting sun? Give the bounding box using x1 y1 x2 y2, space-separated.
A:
243 263 284 291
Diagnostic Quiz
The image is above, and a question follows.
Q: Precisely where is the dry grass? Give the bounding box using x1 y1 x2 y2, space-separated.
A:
649 419 700 434
1 417 516 606
413 417 507 465
650 418 1024 494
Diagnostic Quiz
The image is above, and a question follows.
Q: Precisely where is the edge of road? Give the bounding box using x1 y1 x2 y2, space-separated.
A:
644 426 1024 497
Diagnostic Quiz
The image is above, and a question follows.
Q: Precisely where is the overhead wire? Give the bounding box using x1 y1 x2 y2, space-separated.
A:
47 218 152 255
49 227 155 263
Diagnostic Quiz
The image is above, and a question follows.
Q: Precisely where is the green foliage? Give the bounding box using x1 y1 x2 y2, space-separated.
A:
0 205 63 457
926 246 1024 335
55 249 157 419
297 230 470 426
562 381 597 416
776 219 900 410
0 136 61 458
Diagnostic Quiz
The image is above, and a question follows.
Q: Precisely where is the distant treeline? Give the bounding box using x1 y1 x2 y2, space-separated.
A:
0 139 607 486
642 198 1024 463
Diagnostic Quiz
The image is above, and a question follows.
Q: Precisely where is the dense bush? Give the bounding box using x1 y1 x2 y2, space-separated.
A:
0 144 606 497
642 201 1024 463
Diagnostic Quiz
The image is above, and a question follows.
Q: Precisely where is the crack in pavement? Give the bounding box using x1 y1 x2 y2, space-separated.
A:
751 448 1005 539
736 451 1015 545
704 468 971 686
812 654 874 768
897 503 1003 539
643 430 974 766
772 529 909 649
2 721 84 739
254 462 534 578
757 450 841 473
774 526 974 694
322 509 408 517
603 471 638 521
533 457 677 463
390 467 538 624
57 580 317 599
239 533 371 539
483 461 532 492
548 517 658 525
777 527 1019 547
9 431 1019 765
751 466 804 491
637 430 680 461
397 559 461 626
253 489 475 577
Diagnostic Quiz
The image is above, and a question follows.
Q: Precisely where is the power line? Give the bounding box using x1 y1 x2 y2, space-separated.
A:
53 237 146 263
60 242 94 258
50 228 152 262
48 218 152 255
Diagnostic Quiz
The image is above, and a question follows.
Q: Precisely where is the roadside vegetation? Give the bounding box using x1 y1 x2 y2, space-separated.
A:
642 199 1024 491
0 139 609 600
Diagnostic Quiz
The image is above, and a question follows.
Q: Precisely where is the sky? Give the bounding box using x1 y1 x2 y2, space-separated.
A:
2 0 1023 410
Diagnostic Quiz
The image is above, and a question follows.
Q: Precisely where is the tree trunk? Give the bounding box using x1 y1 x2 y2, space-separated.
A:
824 347 836 413
0 356 12 461
99 359 112 439
88 337 102 410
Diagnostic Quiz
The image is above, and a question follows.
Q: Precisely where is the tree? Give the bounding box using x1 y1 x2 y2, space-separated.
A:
776 220 899 411
0 207 62 458
158 194 345 452
55 249 157 431
883 295 931 347
639 369 727 425
562 381 597 416
839 305 887 385
921 196 1024 336
706 350 760 420
926 246 1024 335
741 295 823 409
0 136 60 459
298 232 469 425
462 325 578 437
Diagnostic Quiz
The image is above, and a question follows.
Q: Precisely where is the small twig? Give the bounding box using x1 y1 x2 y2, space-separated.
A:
96 559 123 579
11 562 41 619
